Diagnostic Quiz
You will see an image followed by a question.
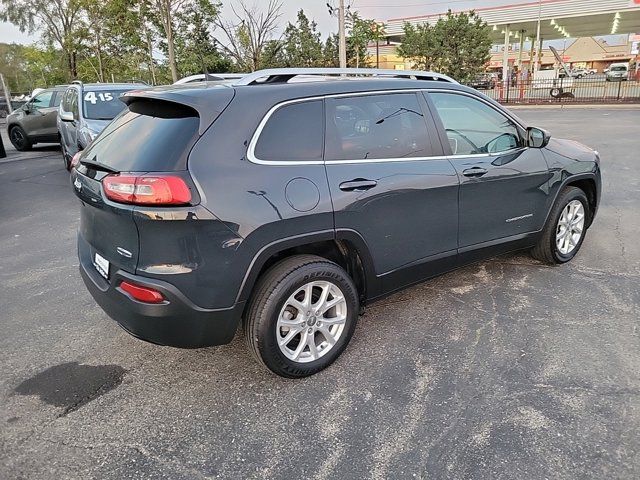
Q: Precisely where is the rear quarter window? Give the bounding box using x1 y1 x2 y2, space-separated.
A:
253 100 323 162
81 99 200 172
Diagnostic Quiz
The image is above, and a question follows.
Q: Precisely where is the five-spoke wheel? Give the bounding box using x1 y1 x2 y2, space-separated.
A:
532 186 590 264
244 255 358 378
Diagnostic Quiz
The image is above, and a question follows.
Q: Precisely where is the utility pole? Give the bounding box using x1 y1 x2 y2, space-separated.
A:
338 0 347 68
534 0 542 73
0 73 12 115
328 1 349 68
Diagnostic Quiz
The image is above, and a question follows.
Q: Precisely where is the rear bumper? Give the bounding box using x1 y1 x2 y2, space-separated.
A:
78 235 242 348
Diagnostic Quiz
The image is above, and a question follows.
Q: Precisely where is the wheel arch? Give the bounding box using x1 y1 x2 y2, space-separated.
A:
236 230 378 308
565 176 598 226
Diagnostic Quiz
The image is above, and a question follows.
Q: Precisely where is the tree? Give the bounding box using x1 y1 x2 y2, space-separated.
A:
173 0 230 75
347 12 384 68
145 0 221 82
397 22 436 71
280 9 323 67
398 10 492 82
214 0 282 72
77 0 148 83
0 0 84 79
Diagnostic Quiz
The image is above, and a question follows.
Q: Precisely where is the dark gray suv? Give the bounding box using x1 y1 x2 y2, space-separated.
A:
70 68 601 378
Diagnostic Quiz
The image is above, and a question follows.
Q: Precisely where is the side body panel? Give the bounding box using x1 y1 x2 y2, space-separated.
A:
424 90 551 249
175 89 334 309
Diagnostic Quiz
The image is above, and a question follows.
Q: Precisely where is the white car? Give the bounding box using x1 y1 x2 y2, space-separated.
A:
173 73 245 85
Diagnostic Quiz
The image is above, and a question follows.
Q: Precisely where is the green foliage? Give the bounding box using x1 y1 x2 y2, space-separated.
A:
0 43 67 92
0 0 84 79
398 10 492 82
173 0 231 75
280 10 323 67
347 12 385 68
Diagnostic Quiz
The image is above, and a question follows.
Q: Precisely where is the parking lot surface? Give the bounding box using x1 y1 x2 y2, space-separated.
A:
1 107 639 479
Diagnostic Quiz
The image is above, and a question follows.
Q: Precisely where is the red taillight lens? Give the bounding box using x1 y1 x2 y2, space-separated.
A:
120 281 165 304
70 152 81 170
102 174 191 206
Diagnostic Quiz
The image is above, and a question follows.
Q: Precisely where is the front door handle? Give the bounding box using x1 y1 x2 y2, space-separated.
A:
462 167 488 177
339 179 378 192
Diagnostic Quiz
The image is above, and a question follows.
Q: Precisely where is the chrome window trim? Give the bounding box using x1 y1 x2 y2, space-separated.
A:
246 88 527 166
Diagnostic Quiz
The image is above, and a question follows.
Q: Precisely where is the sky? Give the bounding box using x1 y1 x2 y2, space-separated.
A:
0 0 532 45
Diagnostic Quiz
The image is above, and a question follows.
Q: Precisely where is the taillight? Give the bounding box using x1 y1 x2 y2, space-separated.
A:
120 281 165 303
102 174 191 206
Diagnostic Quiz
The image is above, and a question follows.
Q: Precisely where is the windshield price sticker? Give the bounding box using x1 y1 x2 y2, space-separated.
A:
84 92 114 104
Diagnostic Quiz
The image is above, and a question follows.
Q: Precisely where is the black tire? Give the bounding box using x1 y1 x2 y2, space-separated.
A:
550 87 563 98
60 141 71 170
531 186 590 264
9 125 32 151
244 255 359 378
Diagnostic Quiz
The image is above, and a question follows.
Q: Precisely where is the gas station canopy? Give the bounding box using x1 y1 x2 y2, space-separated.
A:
384 0 640 43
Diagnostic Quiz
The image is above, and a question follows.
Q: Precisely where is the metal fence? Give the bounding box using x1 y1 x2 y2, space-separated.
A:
467 75 640 105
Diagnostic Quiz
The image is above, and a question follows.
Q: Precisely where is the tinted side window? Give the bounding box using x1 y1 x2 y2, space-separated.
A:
430 92 521 155
61 90 71 111
51 92 62 107
325 93 431 161
254 100 323 162
31 91 54 109
70 90 79 118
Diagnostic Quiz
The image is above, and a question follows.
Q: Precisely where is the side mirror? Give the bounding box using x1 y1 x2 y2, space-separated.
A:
23 103 33 113
59 109 74 122
527 127 550 148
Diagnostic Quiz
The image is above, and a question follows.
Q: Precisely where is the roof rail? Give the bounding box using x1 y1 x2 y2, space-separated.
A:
233 68 458 86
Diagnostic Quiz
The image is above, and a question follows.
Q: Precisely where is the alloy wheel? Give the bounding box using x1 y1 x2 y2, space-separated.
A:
10 128 25 149
276 281 347 363
556 199 585 255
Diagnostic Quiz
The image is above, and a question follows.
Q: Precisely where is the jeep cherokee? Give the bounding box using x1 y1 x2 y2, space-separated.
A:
71 68 601 378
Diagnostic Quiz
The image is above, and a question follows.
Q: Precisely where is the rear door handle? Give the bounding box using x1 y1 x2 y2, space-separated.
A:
462 167 488 177
339 179 378 192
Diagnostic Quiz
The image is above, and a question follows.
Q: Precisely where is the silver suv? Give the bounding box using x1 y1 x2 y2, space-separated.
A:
58 82 147 169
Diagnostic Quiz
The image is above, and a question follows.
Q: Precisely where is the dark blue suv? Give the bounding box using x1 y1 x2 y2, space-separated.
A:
71 68 601 378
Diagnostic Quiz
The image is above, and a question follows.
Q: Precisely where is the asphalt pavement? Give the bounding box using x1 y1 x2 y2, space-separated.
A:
1 107 639 479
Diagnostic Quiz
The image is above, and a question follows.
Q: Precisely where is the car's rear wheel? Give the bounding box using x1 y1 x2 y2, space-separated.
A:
9 126 32 151
531 186 590 264
244 255 359 378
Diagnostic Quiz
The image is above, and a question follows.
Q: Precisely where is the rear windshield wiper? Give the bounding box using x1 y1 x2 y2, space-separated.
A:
80 159 119 173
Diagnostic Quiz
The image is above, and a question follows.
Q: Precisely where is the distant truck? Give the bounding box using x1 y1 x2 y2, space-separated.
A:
531 46 574 98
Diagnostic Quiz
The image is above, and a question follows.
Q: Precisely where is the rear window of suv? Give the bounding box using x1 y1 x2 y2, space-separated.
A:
81 99 199 172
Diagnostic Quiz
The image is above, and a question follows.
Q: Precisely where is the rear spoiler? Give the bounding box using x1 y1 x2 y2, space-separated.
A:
122 85 235 135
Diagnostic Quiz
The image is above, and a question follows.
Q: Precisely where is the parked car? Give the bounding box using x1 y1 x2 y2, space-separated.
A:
468 73 495 90
71 68 601 378
6 86 67 151
605 63 629 82
58 81 148 169
570 68 588 78
587 68 597 75
174 73 245 85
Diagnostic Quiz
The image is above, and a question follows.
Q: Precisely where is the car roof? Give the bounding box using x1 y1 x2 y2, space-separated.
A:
69 82 148 90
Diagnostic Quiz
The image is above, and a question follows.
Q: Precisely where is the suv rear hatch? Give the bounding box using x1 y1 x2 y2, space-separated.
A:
72 85 234 281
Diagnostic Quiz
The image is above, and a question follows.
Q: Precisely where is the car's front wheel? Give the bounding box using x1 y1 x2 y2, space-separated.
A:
531 186 590 264
9 126 32 151
244 255 359 378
